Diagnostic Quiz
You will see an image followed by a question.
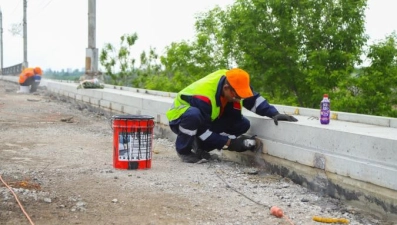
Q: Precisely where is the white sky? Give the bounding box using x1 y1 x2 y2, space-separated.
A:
0 0 396 71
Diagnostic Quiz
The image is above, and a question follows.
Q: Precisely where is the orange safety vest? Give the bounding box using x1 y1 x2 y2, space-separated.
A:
19 68 40 84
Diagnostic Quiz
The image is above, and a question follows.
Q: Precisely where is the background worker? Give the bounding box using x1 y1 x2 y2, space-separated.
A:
18 67 43 93
166 68 298 163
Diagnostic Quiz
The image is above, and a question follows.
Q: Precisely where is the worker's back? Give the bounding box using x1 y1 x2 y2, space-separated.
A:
18 68 35 84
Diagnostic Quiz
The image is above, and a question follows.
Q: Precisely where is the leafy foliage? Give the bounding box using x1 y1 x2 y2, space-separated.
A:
133 47 163 88
99 33 138 86
98 1 397 118
333 33 397 117
220 0 367 108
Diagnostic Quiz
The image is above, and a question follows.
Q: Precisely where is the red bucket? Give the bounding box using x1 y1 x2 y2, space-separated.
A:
111 115 155 170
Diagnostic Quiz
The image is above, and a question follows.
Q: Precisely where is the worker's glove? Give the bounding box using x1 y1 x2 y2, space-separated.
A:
272 113 298 125
227 136 256 152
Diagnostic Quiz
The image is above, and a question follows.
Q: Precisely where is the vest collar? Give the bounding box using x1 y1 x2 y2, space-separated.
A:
216 76 227 107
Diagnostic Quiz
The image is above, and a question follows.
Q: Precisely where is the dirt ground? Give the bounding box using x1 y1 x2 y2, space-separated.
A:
0 79 395 225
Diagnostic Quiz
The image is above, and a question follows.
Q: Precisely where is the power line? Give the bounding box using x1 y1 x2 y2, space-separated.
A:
25 0 57 14
33 0 51 8
10 1 22 15
28 0 57 11
42 0 56 9
1 0 23 23
27 0 58 22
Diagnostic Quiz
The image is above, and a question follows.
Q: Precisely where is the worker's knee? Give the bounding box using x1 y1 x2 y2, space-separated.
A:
169 107 205 135
181 107 205 127
239 117 251 133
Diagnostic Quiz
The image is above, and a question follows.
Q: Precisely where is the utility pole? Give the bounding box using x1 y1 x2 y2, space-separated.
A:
23 0 28 68
0 8 3 74
84 0 100 81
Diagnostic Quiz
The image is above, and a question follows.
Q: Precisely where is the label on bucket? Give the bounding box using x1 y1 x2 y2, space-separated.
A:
118 132 152 161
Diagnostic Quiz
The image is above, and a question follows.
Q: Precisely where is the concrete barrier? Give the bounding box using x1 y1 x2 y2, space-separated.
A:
2 75 396 219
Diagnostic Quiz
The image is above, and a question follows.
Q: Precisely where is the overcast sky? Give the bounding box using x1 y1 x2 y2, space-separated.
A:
0 0 396 71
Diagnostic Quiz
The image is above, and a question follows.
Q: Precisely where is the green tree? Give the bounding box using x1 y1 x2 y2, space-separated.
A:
160 40 213 89
97 1 397 118
157 7 234 91
334 33 397 117
99 33 138 86
219 0 367 107
194 6 233 70
297 0 368 107
134 47 164 89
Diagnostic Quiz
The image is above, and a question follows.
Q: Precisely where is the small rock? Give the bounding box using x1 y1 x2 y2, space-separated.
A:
76 201 86 207
43 198 52 203
243 168 258 175
112 199 118 203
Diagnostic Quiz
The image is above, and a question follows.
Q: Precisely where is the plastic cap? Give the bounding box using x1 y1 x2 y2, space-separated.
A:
323 94 328 98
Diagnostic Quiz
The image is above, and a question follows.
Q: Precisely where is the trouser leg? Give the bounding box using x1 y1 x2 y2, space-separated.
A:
20 76 34 86
30 81 40 92
199 115 250 152
169 107 205 155
169 107 251 154
30 76 41 92
211 116 250 136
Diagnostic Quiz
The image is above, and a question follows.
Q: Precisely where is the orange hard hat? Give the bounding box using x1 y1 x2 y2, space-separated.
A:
33 67 42 75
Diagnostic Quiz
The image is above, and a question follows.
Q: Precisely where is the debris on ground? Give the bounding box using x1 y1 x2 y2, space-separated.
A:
60 116 74 123
77 79 104 89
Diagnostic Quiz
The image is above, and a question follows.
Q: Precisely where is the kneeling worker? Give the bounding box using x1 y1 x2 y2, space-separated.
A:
18 67 43 93
166 68 298 163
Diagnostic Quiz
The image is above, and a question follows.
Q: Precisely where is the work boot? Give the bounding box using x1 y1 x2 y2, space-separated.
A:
177 152 201 163
200 151 211 160
192 137 211 160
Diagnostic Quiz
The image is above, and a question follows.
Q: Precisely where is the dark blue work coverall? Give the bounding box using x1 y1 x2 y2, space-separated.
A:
169 76 279 155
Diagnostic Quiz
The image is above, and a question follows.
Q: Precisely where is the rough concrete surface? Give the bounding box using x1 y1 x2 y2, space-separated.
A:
0 80 395 225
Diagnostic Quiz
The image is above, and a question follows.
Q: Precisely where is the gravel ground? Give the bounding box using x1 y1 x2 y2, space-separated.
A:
0 79 394 225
